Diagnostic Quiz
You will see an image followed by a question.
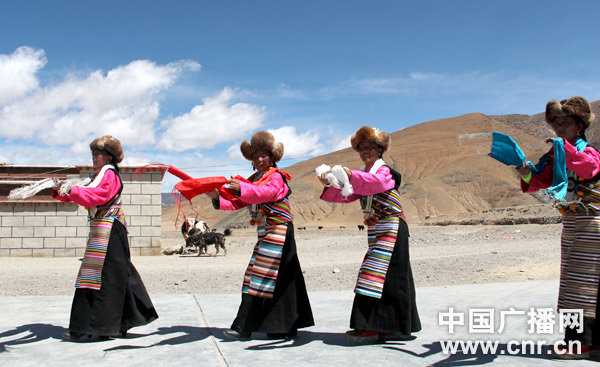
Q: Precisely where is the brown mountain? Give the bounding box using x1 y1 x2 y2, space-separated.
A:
164 101 600 229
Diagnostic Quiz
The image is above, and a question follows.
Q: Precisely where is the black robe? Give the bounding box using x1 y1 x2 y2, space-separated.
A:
230 223 314 334
69 220 158 336
350 219 421 335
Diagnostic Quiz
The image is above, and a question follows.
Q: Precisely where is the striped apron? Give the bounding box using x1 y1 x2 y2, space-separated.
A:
356 188 405 299
243 197 293 299
557 175 600 318
75 172 126 290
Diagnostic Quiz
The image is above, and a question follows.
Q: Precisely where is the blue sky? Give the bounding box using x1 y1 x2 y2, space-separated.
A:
1 0 599 191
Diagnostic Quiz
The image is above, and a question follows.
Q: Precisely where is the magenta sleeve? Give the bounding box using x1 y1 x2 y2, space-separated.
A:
319 186 360 203
66 170 121 207
349 166 395 195
564 141 600 179
218 196 247 211
320 165 395 203
238 173 289 204
52 190 73 203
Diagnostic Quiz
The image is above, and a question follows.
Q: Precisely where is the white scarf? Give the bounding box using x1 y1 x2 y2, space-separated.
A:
58 164 115 196
360 158 386 174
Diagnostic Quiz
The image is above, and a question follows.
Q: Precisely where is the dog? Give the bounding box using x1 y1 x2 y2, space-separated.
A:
181 218 209 241
186 228 232 256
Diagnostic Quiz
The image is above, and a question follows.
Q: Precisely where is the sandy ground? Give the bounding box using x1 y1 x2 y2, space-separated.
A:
0 223 562 297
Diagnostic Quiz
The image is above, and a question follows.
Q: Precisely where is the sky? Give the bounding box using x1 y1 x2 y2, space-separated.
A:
1 0 600 192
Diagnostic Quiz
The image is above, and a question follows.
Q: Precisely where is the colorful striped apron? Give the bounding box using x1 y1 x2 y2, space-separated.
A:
557 174 600 318
356 188 405 299
75 170 126 290
242 190 293 299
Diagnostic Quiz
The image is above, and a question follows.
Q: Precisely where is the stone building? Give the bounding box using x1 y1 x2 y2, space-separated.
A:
0 165 166 257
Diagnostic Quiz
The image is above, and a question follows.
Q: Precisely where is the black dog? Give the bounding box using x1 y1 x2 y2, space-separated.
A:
181 218 209 241
186 228 232 256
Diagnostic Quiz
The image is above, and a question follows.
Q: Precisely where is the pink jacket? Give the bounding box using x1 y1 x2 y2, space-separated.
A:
219 172 289 210
53 169 121 207
320 165 396 203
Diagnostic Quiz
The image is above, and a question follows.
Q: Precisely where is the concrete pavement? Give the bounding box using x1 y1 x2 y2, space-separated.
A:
1 280 599 366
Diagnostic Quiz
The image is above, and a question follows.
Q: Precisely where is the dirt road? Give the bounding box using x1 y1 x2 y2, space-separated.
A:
0 224 561 297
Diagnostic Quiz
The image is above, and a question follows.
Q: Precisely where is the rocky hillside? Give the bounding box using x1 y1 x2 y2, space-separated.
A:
163 101 600 229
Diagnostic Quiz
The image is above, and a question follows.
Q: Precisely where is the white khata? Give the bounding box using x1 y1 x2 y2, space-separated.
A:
315 164 354 199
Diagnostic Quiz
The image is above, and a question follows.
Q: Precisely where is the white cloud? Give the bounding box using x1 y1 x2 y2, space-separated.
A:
0 47 276 193
226 143 246 161
268 126 326 158
408 72 437 81
0 46 46 105
352 72 453 94
226 126 342 163
276 83 308 100
329 134 352 152
1 143 88 167
0 48 201 150
224 125 327 163
354 78 406 94
158 87 266 152
350 71 600 108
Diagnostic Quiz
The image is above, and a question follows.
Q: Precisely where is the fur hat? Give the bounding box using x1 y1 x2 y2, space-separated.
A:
545 96 595 129
350 126 391 153
240 131 284 162
90 135 124 163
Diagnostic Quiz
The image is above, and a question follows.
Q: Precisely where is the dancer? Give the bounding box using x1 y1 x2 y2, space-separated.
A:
54 135 158 341
205 131 314 340
516 97 600 359
318 126 421 343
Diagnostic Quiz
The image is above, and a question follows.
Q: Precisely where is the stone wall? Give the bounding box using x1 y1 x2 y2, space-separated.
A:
0 166 165 257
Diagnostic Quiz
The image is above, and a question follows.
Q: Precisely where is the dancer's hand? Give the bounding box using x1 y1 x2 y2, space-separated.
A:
229 178 241 192
317 173 330 186
205 189 219 199
343 167 352 179
52 178 64 191
515 164 531 176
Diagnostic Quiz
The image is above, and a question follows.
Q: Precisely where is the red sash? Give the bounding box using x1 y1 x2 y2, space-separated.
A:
174 167 291 203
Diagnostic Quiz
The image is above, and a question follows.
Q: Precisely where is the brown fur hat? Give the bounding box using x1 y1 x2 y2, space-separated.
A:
350 126 391 153
545 96 595 129
240 131 284 162
90 135 124 163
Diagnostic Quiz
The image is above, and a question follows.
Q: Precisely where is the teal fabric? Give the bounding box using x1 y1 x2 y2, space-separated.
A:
490 132 587 200
529 139 567 199
489 132 526 167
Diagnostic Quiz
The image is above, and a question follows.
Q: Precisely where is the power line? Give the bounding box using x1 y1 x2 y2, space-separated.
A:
4 135 493 176
175 136 493 174
178 135 492 171
177 155 319 170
